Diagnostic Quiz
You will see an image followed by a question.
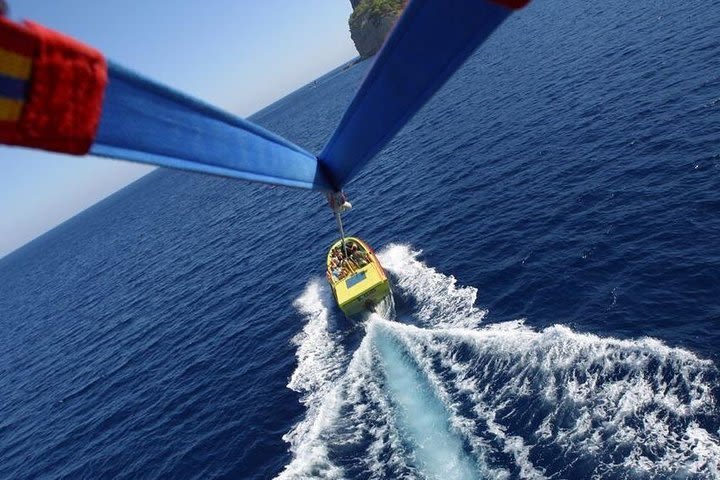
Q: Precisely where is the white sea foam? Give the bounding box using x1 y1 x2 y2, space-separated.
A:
381 319 718 478
277 280 347 479
378 244 487 329
278 245 720 479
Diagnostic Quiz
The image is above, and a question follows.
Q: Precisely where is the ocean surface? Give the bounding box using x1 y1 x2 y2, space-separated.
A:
1 0 719 478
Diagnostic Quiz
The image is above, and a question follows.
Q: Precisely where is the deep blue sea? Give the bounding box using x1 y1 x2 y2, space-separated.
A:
2 0 719 478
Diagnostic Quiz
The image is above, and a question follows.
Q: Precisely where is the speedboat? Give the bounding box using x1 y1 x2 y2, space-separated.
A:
326 237 392 317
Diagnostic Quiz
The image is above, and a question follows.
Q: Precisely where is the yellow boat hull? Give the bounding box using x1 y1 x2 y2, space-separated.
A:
326 237 391 317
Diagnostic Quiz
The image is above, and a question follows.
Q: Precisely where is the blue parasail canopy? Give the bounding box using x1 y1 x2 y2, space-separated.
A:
0 0 529 192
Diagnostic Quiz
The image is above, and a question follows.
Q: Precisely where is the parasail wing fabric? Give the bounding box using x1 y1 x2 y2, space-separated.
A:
0 16 333 191
319 0 529 188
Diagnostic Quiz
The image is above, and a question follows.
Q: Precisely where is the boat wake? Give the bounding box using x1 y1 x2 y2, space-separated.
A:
277 245 720 479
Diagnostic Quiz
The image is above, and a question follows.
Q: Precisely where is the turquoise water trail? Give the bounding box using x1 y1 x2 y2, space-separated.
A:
371 319 480 480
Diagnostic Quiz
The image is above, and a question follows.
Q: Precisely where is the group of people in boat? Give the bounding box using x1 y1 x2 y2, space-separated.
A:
328 240 370 281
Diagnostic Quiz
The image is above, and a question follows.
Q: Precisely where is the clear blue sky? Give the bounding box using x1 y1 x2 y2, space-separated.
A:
0 0 357 258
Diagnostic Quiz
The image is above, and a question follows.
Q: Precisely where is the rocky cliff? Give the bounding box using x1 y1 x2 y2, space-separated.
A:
349 0 407 59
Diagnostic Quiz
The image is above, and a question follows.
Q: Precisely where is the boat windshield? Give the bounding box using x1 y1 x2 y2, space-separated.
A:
345 271 367 288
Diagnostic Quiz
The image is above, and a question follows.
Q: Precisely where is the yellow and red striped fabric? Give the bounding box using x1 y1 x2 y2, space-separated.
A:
0 17 107 154
0 17 35 127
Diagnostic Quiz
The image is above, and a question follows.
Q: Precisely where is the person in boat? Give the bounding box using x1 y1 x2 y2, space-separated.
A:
349 242 368 267
329 258 342 281
333 243 351 269
347 242 359 265
344 244 361 270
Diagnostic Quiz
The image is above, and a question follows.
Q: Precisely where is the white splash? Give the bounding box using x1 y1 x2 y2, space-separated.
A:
378 244 487 329
278 244 720 479
277 280 347 479
383 319 718 478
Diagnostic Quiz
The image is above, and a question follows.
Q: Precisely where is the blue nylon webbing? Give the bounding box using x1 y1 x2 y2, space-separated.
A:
92 63 332 191
319 0 515 187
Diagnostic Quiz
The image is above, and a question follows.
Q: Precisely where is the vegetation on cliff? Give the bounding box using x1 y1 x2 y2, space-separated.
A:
349 0 406 31
348 0 407 58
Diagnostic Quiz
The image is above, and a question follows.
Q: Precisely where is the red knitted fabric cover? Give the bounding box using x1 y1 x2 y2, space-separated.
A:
0 17 107 154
